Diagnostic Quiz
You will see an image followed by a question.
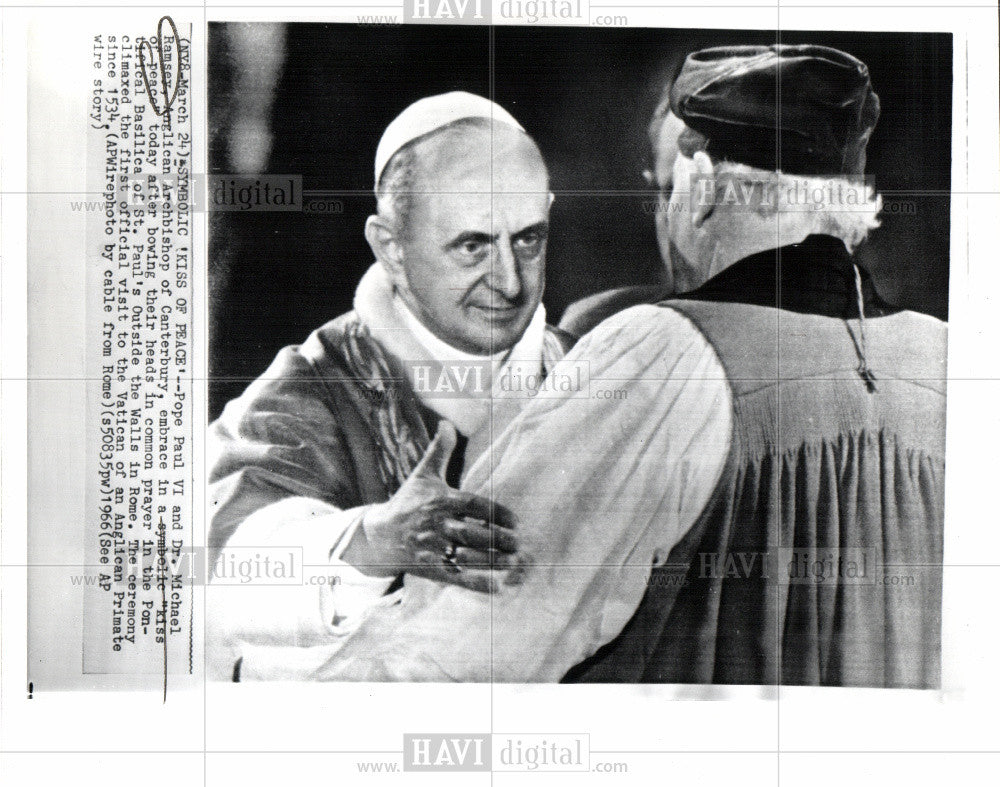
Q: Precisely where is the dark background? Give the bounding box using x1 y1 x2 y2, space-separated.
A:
209 23 952 419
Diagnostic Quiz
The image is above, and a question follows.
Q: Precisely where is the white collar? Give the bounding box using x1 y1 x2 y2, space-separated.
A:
353 262 547 436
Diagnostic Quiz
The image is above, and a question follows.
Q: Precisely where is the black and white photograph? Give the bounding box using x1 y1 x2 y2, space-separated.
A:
206 23 950 686
4 3 999 785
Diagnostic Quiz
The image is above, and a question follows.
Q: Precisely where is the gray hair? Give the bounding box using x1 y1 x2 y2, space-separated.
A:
708 160 883 252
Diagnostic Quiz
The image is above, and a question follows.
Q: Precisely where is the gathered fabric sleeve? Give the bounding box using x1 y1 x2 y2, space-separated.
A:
236 305 733 681
206 344 396 679
208 345 363 553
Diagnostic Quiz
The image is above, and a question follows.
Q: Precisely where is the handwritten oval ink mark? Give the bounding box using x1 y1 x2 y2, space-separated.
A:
138 15 183 130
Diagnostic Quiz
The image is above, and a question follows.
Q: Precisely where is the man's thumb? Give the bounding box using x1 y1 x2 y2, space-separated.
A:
415 420 458 480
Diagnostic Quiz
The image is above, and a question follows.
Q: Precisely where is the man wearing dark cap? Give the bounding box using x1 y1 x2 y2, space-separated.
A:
558 45 947 687
228 47 945 688
562 44 886 331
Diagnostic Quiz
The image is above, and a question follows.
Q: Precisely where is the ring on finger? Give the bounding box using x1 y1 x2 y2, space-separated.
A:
442 543 462 573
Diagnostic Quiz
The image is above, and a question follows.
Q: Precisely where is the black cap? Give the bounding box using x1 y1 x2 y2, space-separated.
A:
668 44 880 176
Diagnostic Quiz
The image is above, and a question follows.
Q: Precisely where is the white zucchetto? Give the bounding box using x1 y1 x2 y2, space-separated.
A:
373 91 524 189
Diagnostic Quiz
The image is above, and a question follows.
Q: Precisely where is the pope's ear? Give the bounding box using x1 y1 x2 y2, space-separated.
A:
365 215 405 277
690 150 716 228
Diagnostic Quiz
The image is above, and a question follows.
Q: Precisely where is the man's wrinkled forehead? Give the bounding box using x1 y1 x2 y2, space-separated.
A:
407 128 548 227
421 184 549 231
417 188 548 231
415 190 549 247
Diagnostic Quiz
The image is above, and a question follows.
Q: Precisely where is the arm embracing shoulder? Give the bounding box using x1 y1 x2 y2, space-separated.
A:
309 305 733 682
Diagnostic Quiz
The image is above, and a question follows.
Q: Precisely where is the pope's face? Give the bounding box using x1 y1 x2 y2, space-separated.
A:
394 127 550 356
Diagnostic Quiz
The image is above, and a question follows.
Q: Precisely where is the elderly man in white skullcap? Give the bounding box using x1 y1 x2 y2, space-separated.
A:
207 93 574 679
